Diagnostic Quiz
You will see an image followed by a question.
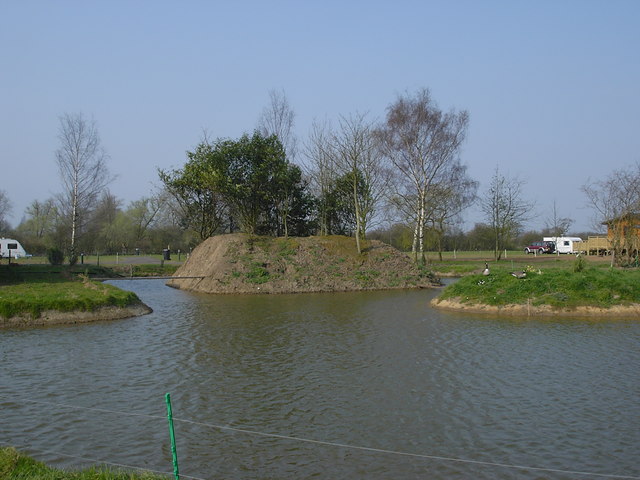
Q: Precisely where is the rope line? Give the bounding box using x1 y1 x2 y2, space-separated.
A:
173 417 640 480
0 440 206 480
2 396 639 480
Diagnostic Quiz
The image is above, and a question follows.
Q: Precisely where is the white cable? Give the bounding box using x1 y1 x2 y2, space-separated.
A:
2 396 638 480
173 417 640 480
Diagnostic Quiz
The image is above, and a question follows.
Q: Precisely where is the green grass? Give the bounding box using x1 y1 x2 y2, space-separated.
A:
0 447 166 480
439 265 640 309
245 262 270 284
0 265 142 320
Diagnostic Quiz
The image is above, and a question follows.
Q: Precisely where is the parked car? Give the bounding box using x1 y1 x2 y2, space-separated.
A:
524 241 555 254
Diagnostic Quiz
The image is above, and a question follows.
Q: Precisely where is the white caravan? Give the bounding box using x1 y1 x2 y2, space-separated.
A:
543 236 583 254
0 238 28 258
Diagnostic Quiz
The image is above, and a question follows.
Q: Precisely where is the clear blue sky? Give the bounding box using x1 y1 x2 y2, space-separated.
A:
2 1 639 233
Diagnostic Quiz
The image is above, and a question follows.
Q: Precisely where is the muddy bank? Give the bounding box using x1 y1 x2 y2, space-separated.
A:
431 297 640 318
0 302 152 329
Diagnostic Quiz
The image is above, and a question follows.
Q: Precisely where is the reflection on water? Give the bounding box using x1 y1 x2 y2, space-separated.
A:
1 280 639 479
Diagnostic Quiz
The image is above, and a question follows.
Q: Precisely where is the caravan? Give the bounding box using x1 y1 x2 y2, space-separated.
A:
0 238 29 258
543 237 583 254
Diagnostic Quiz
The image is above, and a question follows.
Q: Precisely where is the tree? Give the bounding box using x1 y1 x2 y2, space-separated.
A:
55 113 112 264
261 162 315 237
425 161 478 260
376 88 469 264
303 119 337 235
214 133 289 234
481 167 533 260
544 200 574 254
15 199 59 254
88 191 123 253
159 140 229 240
126 194 167 245
0 190 13 234
162 133 311 238
582 163 640 264
257 89 298 161
330 112 388 254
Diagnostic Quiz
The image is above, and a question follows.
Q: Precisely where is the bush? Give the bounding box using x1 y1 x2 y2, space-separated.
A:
47 247 64 265
573 254 587 273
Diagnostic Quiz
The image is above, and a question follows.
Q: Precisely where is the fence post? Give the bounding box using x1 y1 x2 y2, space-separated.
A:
165 393 180 480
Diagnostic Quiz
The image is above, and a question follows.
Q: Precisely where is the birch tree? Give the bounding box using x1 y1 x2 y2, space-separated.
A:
55 113 112 264
376 89 468 264
331 113 387 254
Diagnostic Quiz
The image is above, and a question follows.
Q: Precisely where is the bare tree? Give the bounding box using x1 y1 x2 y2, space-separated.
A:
481 166 533 260
19 199 58 239
127 192 168 244
376 88 469 264
302 119 335 235
582 163 640 263
544 200 573 239
0 190 12 233
56 113 113 264
257 88 298 161
331 112 388 254
426 161 478 260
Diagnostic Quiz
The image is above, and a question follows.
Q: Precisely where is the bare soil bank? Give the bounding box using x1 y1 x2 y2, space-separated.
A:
167 233 437 294
431 297 640 318
0 303 152 329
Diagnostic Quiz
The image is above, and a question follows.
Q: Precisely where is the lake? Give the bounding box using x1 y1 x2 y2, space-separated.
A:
1 279 638 479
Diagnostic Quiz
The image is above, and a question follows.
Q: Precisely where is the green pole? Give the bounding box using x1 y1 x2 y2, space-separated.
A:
165 393 180 480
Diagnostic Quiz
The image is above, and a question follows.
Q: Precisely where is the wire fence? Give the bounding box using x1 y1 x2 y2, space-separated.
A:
1 395 638 480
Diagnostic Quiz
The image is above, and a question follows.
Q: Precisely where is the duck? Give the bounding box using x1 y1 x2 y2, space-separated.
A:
510 270 527 279
482 263 490 276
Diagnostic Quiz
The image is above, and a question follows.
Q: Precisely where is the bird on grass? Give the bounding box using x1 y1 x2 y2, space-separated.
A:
510 270 527 279
482 263 490 276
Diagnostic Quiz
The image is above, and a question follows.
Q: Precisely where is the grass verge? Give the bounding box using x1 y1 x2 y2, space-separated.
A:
0 446 166 480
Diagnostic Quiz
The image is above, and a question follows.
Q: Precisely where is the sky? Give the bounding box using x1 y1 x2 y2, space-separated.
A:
1 0 639 234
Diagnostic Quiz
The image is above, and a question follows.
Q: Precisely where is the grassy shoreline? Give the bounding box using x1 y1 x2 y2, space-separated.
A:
0 447 166 479
432 262 640 316
0 264 156 326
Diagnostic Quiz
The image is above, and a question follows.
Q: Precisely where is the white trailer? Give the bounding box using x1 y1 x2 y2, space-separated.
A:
543 236 583 254
0 238 29 258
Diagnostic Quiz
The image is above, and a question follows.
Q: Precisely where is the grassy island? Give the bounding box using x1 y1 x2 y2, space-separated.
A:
0 446 165 479
433 262 640 317
0 265 151 327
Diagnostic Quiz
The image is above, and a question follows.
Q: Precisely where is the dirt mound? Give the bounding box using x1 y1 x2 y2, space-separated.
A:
167 233 437 294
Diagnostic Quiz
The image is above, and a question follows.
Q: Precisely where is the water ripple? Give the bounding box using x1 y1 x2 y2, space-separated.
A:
1 282 638 479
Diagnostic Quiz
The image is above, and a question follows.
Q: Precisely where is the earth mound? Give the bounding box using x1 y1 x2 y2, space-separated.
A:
167 233 437 294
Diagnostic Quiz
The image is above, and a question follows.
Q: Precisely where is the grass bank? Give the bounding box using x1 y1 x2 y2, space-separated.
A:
0 446 165 480
0 265 147 322
436 263 640 311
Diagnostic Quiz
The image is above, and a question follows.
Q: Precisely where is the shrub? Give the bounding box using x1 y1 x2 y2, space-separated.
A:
573 254 587 273
47 247 64 265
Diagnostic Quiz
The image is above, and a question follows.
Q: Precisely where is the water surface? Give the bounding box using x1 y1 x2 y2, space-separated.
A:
1 280 638 479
